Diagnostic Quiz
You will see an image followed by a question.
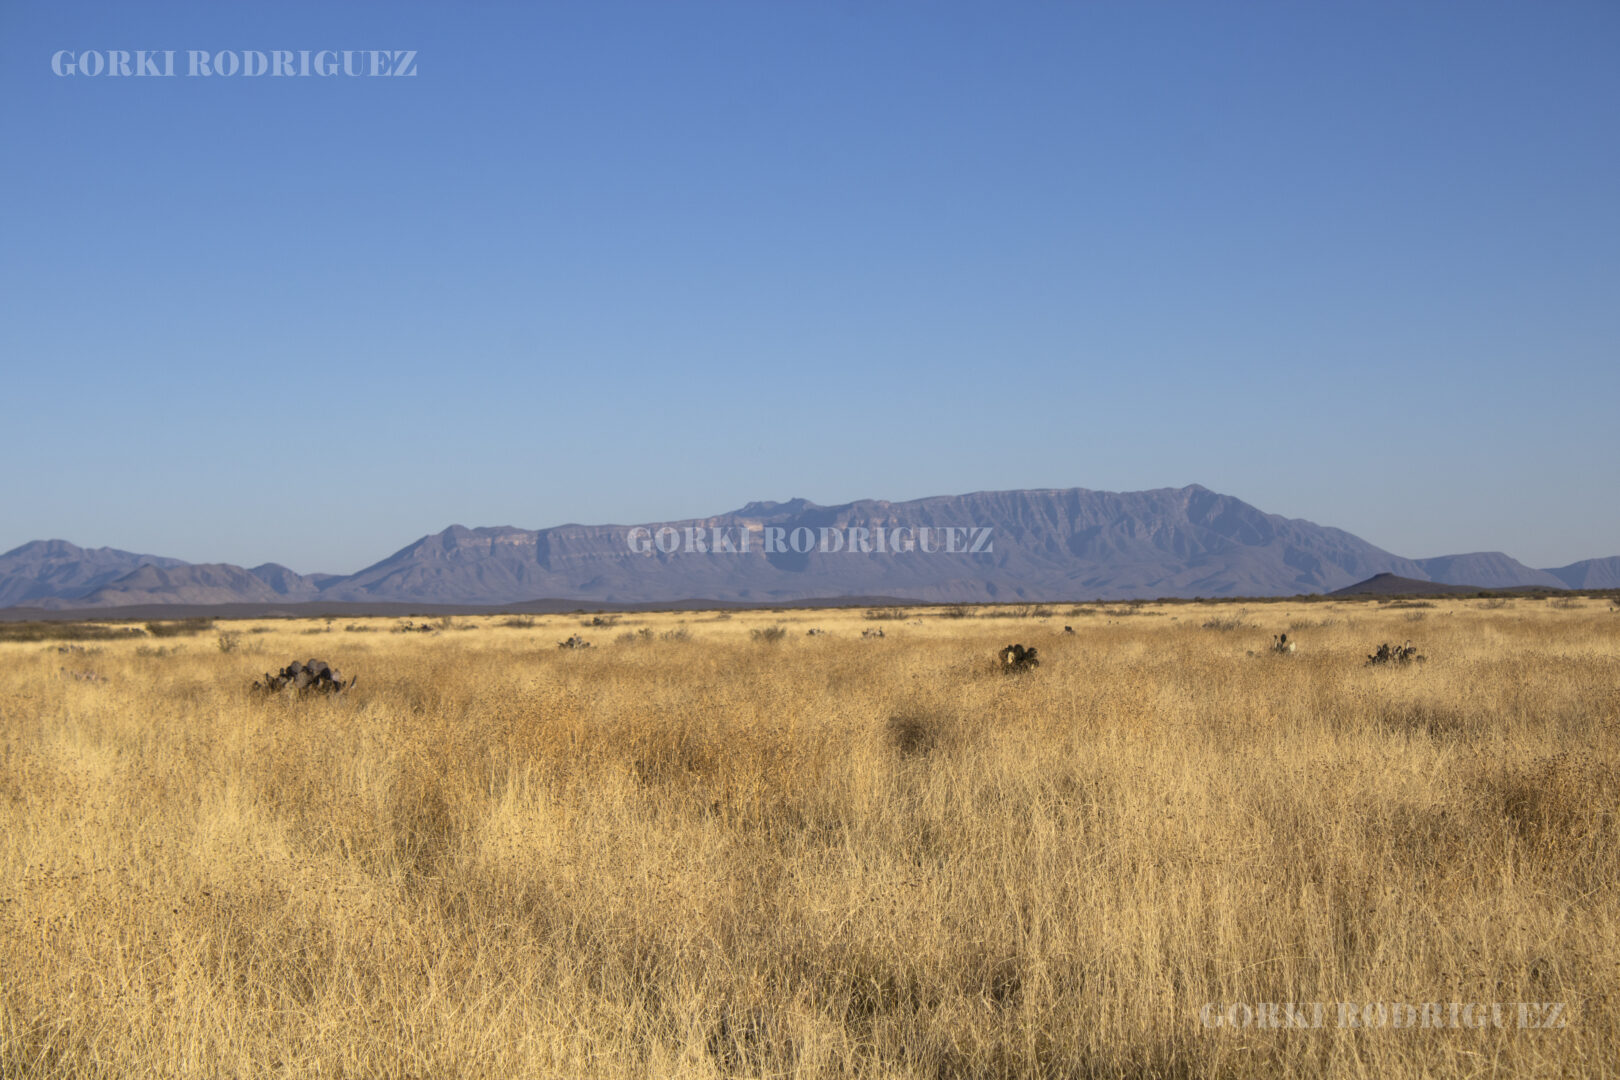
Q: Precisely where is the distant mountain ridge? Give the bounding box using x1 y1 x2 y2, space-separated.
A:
4 484 1615 609
1542 556 1620 590
1411 552 1566 591
0 540 187 608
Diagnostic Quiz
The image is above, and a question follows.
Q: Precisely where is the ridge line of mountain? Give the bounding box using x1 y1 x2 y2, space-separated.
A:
5 484 1617 609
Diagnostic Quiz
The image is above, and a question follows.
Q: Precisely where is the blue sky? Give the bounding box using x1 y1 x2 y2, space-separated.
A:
2 1 1616 574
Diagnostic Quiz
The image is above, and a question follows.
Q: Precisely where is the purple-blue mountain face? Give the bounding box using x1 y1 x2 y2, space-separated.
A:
2 485 1614 609
1412 553 1566 591
318 486 1429 604
1543 556 1620 590
0 540 187 608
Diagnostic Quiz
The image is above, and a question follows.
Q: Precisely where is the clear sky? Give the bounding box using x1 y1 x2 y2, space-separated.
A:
2 1 1616 574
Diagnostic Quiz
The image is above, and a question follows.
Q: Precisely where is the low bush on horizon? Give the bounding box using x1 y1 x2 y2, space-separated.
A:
143 617 215 638
979 604 1054 619
0 621 145 643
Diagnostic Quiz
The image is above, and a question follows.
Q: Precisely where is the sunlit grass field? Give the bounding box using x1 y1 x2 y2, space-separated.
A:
3 598 1617 1078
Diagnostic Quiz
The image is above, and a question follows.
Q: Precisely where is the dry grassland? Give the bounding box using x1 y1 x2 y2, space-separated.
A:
2 599 1617 1078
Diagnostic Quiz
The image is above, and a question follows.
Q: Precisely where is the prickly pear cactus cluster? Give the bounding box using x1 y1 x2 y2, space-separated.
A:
998 643 1039 671
1366 641 1425 666
252 658 355 694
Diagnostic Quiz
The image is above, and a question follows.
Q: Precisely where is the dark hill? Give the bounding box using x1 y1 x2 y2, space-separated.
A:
1330 573 1489 597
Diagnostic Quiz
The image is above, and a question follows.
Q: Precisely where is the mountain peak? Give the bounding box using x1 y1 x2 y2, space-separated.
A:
0 540 188 608
3 538 86 558
733 498 820 518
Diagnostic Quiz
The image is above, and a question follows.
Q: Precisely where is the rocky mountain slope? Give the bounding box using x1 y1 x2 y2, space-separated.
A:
0 540 186 608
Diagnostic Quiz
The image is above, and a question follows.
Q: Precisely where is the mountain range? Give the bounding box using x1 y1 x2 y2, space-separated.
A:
4 485 1616 612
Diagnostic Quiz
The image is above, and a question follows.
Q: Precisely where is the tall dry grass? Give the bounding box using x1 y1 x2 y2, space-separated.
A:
2 601 1617 1078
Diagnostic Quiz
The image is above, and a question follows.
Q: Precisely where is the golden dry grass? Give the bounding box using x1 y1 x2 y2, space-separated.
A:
2 600 1617 1078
